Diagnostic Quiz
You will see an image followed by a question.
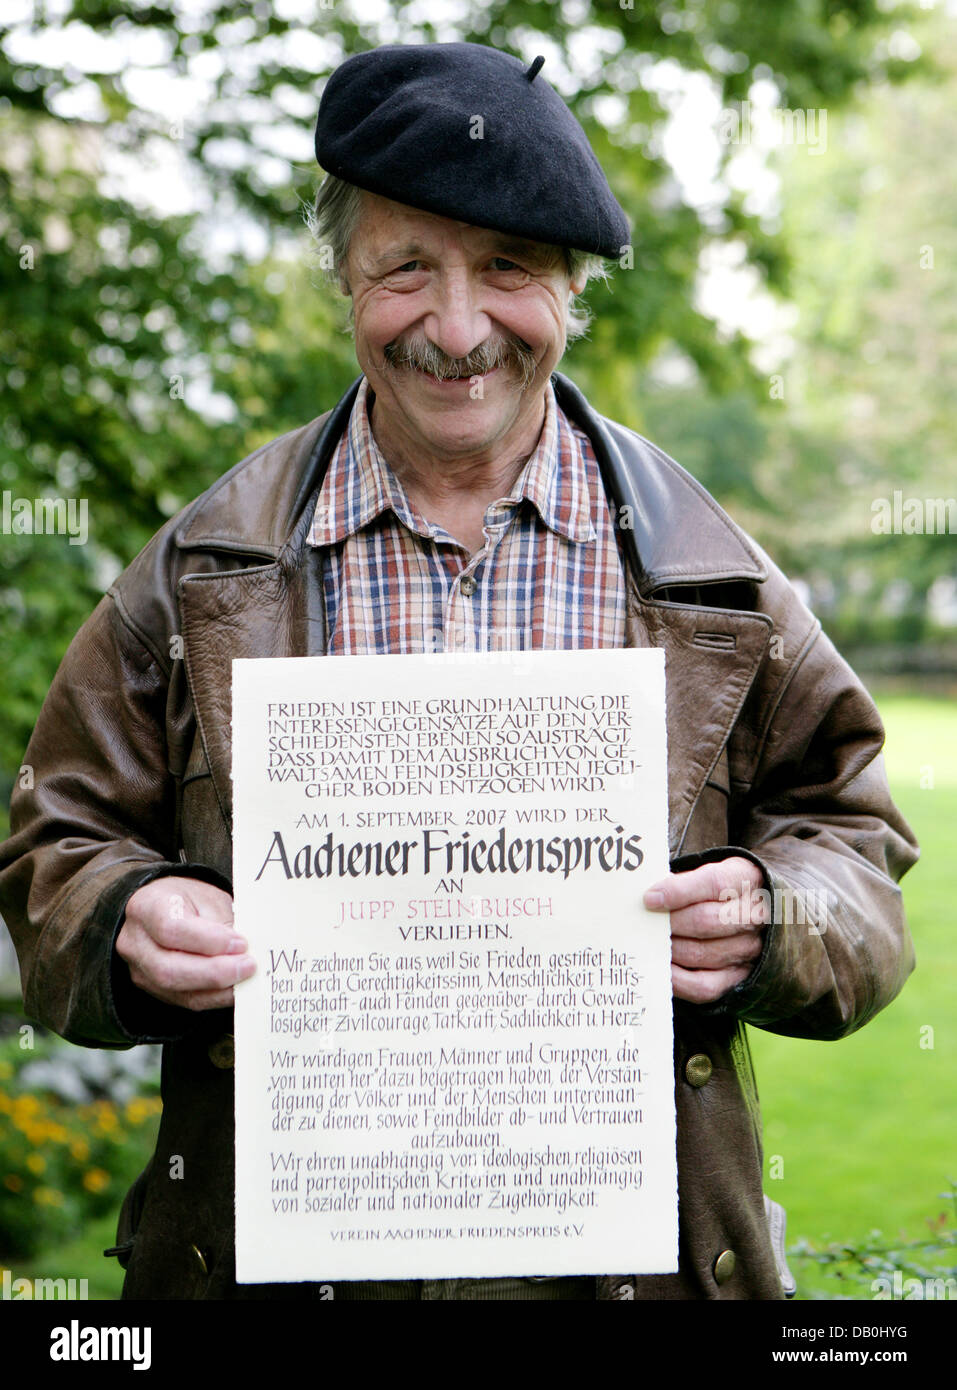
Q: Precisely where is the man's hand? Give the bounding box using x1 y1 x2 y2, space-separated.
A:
643 856 769 1004
115 877 254 1012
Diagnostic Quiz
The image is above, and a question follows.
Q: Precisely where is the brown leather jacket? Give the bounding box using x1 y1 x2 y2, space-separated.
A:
0 373 918 1300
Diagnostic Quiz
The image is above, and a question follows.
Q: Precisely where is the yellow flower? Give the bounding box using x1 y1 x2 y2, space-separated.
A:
125 1096 161 1124
26 1153 46 1175
82 1168 110 1194
69 1139 90 1162
33 1186 63 1206
2 1175 23 1193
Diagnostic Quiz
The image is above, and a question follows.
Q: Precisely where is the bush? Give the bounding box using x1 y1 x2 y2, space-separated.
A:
789 1182 957 1300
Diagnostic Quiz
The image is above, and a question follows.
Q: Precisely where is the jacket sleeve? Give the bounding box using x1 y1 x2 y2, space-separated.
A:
704 607 918 1040
0 593 227 1049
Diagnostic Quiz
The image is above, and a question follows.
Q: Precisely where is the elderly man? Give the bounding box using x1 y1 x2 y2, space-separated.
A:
0 43 916 1301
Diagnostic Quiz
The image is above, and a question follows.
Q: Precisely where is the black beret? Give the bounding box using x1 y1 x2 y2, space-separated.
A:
315 42 630 258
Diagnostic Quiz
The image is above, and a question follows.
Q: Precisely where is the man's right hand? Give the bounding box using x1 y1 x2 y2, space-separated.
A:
115 877 254 1012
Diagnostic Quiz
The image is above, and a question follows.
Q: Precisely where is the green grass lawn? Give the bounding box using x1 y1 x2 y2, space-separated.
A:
3 1212 126 1300
749 691 956 1298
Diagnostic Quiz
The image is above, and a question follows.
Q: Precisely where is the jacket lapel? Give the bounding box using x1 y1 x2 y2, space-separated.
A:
622 585 770 853
176 393 357 830
552 373 773 853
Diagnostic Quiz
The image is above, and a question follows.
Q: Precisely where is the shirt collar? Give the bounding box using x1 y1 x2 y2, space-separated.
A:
309 375 596 547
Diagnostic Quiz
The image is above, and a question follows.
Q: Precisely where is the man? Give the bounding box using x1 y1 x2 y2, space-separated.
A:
0 43 917 1301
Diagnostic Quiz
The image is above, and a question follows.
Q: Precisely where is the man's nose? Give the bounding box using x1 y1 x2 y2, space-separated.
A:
423 271 491 360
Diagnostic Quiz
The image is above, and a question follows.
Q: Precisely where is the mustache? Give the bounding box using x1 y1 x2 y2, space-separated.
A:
381 333 538 390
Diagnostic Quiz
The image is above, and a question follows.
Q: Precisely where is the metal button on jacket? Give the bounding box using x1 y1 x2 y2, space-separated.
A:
714 1250 736 1284
459 575 477 596
684 1053 712 1087
208 1033 235 1069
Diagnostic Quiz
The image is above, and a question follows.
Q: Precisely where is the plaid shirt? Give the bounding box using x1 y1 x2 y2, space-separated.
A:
308 377 626 654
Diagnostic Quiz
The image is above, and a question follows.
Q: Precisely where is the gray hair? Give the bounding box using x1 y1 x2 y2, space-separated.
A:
304 173 607 342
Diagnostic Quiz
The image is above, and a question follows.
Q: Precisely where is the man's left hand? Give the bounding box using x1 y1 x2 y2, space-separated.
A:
643 856 769 1004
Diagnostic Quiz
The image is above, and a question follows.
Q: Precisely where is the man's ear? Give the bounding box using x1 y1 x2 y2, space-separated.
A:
569 274 586 297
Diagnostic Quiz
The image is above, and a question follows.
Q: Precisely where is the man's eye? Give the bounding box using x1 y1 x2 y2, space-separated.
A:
394 261 423 273
489 258 520 272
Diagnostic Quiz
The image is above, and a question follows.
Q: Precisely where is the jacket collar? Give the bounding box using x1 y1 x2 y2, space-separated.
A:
175 372 767 594
552 372 767 593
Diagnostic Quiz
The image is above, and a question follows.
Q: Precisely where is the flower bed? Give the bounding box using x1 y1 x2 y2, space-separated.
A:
0 1034 161 1258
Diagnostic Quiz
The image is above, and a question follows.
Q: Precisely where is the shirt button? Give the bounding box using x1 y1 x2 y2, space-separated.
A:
460 576 477 596
713 1250 736 1284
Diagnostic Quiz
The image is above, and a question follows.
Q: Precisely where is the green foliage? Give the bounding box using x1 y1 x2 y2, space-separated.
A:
789 1183 957 1301
726 12 957 623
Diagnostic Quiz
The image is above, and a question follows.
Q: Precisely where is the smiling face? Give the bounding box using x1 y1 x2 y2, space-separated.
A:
341 192 583 471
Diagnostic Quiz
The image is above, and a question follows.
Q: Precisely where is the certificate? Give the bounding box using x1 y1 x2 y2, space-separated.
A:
232 648 677 1282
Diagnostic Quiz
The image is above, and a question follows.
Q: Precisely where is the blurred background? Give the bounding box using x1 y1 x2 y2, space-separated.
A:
0 0 954 1298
